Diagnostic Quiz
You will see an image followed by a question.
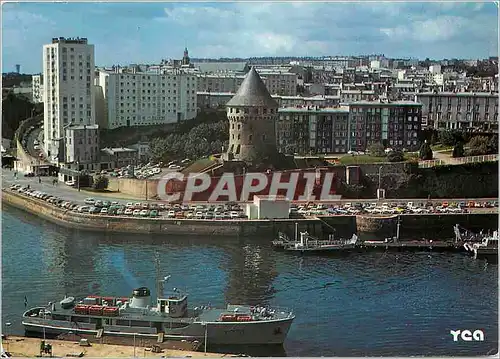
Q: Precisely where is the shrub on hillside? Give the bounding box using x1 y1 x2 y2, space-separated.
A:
93 176 109 191
367 142 385 157
419 141 433 160
452 142 465 158
387 149 404 162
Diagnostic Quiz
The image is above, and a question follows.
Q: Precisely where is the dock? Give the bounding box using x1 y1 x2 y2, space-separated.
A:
1 335 228 358
359 240 464 252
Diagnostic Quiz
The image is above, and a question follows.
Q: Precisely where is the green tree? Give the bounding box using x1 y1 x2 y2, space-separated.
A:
2 92 43 140
467 136 490 156
387 149 404 162
419 141 433 160
367 142 385 157
487 135 498 154
452 142 465 158
438 130 464 147
93 176 109 191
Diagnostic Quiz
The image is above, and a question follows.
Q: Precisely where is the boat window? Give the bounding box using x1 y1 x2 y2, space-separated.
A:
116 319 130 326
130 320 150 327
169 322 190 329
52 314 69 321
72 316 90 323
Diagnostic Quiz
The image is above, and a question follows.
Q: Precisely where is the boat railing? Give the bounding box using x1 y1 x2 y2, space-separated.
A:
265 306 293 317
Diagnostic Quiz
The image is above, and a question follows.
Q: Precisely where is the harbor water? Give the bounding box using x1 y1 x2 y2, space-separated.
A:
2 205 498 356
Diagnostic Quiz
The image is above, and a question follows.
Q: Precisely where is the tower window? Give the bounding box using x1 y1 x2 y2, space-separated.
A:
249 135 253 141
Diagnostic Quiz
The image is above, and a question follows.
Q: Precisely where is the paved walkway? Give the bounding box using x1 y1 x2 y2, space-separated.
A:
432 150 457 165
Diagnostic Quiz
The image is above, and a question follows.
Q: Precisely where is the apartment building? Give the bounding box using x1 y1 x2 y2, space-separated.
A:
258 71 298 96
42 37 96 161
348 100 422 152
340 89 376 103
416 92 498 131
196 70 298 96
31 74 43 103
197 74 245 93
97 68 197 129
276 106 350 154
64 124 99 167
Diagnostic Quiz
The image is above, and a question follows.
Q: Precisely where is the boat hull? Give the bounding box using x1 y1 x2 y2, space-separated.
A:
22 316 294 345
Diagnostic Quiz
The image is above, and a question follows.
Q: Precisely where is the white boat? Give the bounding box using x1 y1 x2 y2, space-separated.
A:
273 224 359 253
455 224 499 261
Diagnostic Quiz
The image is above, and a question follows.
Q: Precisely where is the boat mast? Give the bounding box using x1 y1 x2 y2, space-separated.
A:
396 216 401 242
154 252 161 299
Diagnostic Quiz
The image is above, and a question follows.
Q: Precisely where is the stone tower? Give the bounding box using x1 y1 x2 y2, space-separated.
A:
225 67 278 163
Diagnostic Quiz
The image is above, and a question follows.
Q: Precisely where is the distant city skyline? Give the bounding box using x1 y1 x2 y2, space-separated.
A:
2 1 498 74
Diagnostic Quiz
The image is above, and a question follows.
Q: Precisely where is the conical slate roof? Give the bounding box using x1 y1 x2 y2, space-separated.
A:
226 67 278 107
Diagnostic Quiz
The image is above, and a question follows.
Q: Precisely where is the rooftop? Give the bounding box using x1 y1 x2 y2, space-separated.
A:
51 37 88 44
193 61 249 74
66 124 99 130
417 91 498 97
279 106 350 113
226 67 278 108
101 147 137 155
350 100 422 106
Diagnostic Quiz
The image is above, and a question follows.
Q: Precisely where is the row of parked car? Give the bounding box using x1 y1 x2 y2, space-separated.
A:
290 200 498 218
10 185 249 220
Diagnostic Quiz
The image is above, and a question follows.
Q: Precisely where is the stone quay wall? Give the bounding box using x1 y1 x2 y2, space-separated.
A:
3 190 497 240
2 190 323 237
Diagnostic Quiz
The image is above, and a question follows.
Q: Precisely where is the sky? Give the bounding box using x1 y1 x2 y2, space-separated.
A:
1 1 498 74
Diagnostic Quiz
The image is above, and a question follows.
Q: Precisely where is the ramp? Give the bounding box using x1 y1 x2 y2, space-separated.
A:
96 329 104 339
157 332 164 343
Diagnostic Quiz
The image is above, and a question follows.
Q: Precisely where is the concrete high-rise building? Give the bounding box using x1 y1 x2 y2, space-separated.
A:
42 37 96 161
15 64 20 73
32 74 44 103
225 67 279 162
97 67 197 129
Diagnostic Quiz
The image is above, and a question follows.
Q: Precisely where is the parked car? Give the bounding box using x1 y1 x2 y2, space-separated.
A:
84 198 96 205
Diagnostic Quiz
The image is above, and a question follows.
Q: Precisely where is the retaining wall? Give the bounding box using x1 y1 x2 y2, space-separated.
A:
3 190 497 240
2 190 322 237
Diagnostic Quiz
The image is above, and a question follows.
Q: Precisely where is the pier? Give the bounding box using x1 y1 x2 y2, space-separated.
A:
359 240 465 252
1 335 227 358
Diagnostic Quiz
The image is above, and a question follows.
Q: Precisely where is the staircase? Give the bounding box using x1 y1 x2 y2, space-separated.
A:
157 332 164 343
96 328 104 339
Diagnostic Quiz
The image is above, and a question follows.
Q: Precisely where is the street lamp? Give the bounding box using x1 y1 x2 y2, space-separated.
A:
76 159 80 192
201 322 208 354
378 166 382 190
133 333 136 358
4 322 11 351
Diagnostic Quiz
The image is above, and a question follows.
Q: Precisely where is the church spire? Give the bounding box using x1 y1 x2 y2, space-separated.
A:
182 47 190 65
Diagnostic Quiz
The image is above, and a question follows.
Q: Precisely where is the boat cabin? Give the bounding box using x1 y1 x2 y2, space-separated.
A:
157 289 188 318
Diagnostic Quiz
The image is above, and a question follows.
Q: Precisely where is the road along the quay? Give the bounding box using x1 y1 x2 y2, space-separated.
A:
2 172 498 208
